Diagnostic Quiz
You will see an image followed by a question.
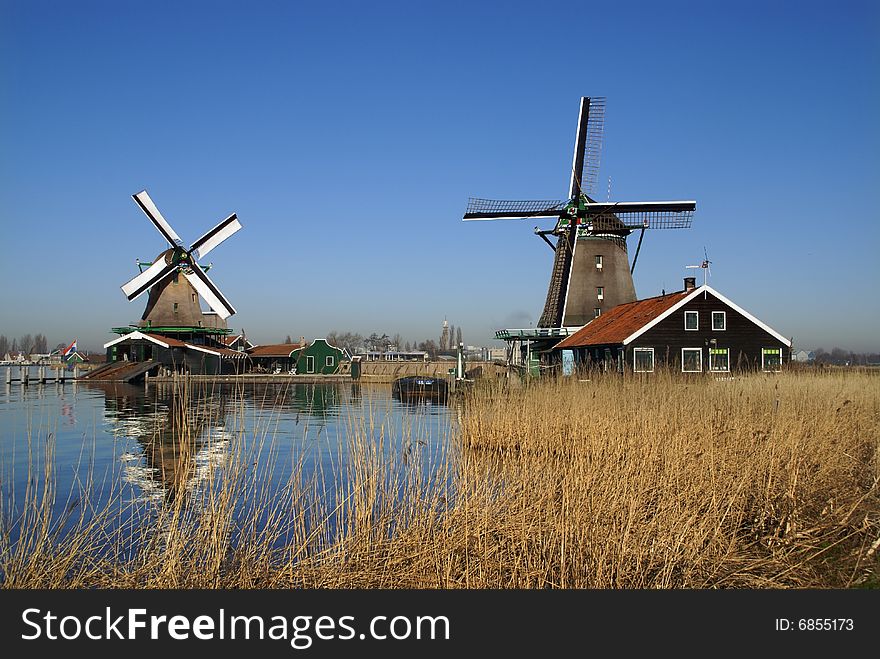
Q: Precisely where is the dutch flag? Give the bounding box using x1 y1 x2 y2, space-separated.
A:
62 339 77 357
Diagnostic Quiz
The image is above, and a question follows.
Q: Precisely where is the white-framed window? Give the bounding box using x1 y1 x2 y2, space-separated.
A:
682 348 702 372
595 255 603 269
684 310 698 331
597 286 604 300
633 348 654 373
306 355 315 373
712 311 726 331
325 356 334 367
709 347 729 372
762 348 782 372
594 307 601 318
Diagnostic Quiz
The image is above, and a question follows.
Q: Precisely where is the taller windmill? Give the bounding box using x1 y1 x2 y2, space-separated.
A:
464 97 696 331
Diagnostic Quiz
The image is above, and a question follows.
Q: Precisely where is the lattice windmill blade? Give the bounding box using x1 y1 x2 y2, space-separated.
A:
183 262 236 319
463 198 568 221
191 213 242 260
570 96 605 199
132 190 183 247
581 201 696 230
121 258 178 300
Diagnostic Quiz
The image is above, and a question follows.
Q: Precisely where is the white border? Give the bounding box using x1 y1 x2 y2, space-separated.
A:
712 311 727 331
684 310 699 331
762 347 782 372
682 347 702 372
104 331 170 349
623 285 792 347
633 347 654 373
709 347 730 372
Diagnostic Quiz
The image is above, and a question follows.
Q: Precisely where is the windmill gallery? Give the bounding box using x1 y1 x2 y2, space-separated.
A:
88 97 790 381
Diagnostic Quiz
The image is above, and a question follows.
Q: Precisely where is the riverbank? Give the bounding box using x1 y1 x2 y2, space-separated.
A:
2 369 877 588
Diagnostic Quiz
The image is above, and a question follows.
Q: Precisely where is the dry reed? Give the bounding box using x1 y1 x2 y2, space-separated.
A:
1 369 877 588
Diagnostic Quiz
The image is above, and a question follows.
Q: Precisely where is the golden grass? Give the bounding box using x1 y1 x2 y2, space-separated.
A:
1 370 878 588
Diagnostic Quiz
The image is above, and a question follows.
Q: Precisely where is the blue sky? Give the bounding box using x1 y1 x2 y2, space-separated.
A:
1 0 878 353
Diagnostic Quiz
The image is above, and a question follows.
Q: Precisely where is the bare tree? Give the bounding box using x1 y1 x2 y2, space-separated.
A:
33 334 48 353
19 334 33 355
456 326 463 347
391 333 403 352
417 339 439 358
448 325 455 351
0 335 8 357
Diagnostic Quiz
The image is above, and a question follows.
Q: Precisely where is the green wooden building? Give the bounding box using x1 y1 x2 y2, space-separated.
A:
290 339 349 374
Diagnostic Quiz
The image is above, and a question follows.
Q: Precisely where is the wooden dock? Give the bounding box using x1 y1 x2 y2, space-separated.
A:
4 365 78 385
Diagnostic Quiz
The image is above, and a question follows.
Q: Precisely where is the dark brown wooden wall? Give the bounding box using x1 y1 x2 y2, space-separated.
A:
625 290 790 371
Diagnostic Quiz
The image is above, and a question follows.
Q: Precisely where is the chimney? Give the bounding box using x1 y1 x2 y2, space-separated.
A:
684 276 696 291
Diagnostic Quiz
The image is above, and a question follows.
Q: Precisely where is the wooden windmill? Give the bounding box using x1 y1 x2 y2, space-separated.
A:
121 190 241 330
464 97 696 328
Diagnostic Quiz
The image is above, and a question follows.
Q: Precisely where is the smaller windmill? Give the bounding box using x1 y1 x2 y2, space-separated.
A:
121 190 241 327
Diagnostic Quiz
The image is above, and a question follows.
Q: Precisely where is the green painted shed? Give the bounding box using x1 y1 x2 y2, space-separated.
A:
291 339 349 374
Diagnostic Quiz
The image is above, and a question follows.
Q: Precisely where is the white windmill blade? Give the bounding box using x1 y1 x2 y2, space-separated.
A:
190 213 242 260
132 190 183 247
183 263 236 319
121 258 178 300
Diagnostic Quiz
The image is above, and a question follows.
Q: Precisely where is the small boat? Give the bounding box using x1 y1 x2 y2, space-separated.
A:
392 375 449 402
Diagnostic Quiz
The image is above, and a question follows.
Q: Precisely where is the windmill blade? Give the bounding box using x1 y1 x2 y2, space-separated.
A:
570 97 605 199
582 200 696 231
463 198 567 221
133 190 183 247
120 259 178 300
184 262 236 319
190 213 242 260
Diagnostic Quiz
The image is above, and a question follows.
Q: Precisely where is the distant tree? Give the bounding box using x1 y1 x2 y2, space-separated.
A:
391 333 403 352
19 334 32 355
448 325 455 351
285 335 293 344
417 339 439 358
327 331 365 354
404 341 411 352
0 335 8 357
33 334 48 353
830 347 848 365
11 338 17 355
456 326 463 348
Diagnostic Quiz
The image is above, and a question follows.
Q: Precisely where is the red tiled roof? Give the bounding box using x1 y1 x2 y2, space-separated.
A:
247 343 303 357
185 344 247 359
555 291 690 349
140 332 188 348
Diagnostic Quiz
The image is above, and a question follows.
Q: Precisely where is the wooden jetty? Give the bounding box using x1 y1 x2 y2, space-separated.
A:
4 365 78 386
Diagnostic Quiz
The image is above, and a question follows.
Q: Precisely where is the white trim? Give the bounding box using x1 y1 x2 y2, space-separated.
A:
682 347 702 373
761 347 783 372
583 200 698 210
622 285 792 347
569 97 588 198
306 355 315 374
325 356 334 367
560 231 578 324
184 343 245 359
712 310 727 331
709 347 730 372
684 310 699 331
103 331 170 349
633 347 654 373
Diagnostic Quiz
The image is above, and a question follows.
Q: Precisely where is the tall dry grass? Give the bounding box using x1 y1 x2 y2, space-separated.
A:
1 370 877 588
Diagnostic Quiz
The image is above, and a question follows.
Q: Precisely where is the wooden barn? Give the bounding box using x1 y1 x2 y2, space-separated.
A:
553 277 791 374
103 330 247 375
289 339 350 375
246 343 304 373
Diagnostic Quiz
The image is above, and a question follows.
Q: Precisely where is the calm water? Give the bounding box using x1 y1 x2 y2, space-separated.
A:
0 368 455 550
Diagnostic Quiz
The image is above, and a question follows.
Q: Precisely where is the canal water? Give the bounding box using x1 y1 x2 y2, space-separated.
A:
0 369 455 552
